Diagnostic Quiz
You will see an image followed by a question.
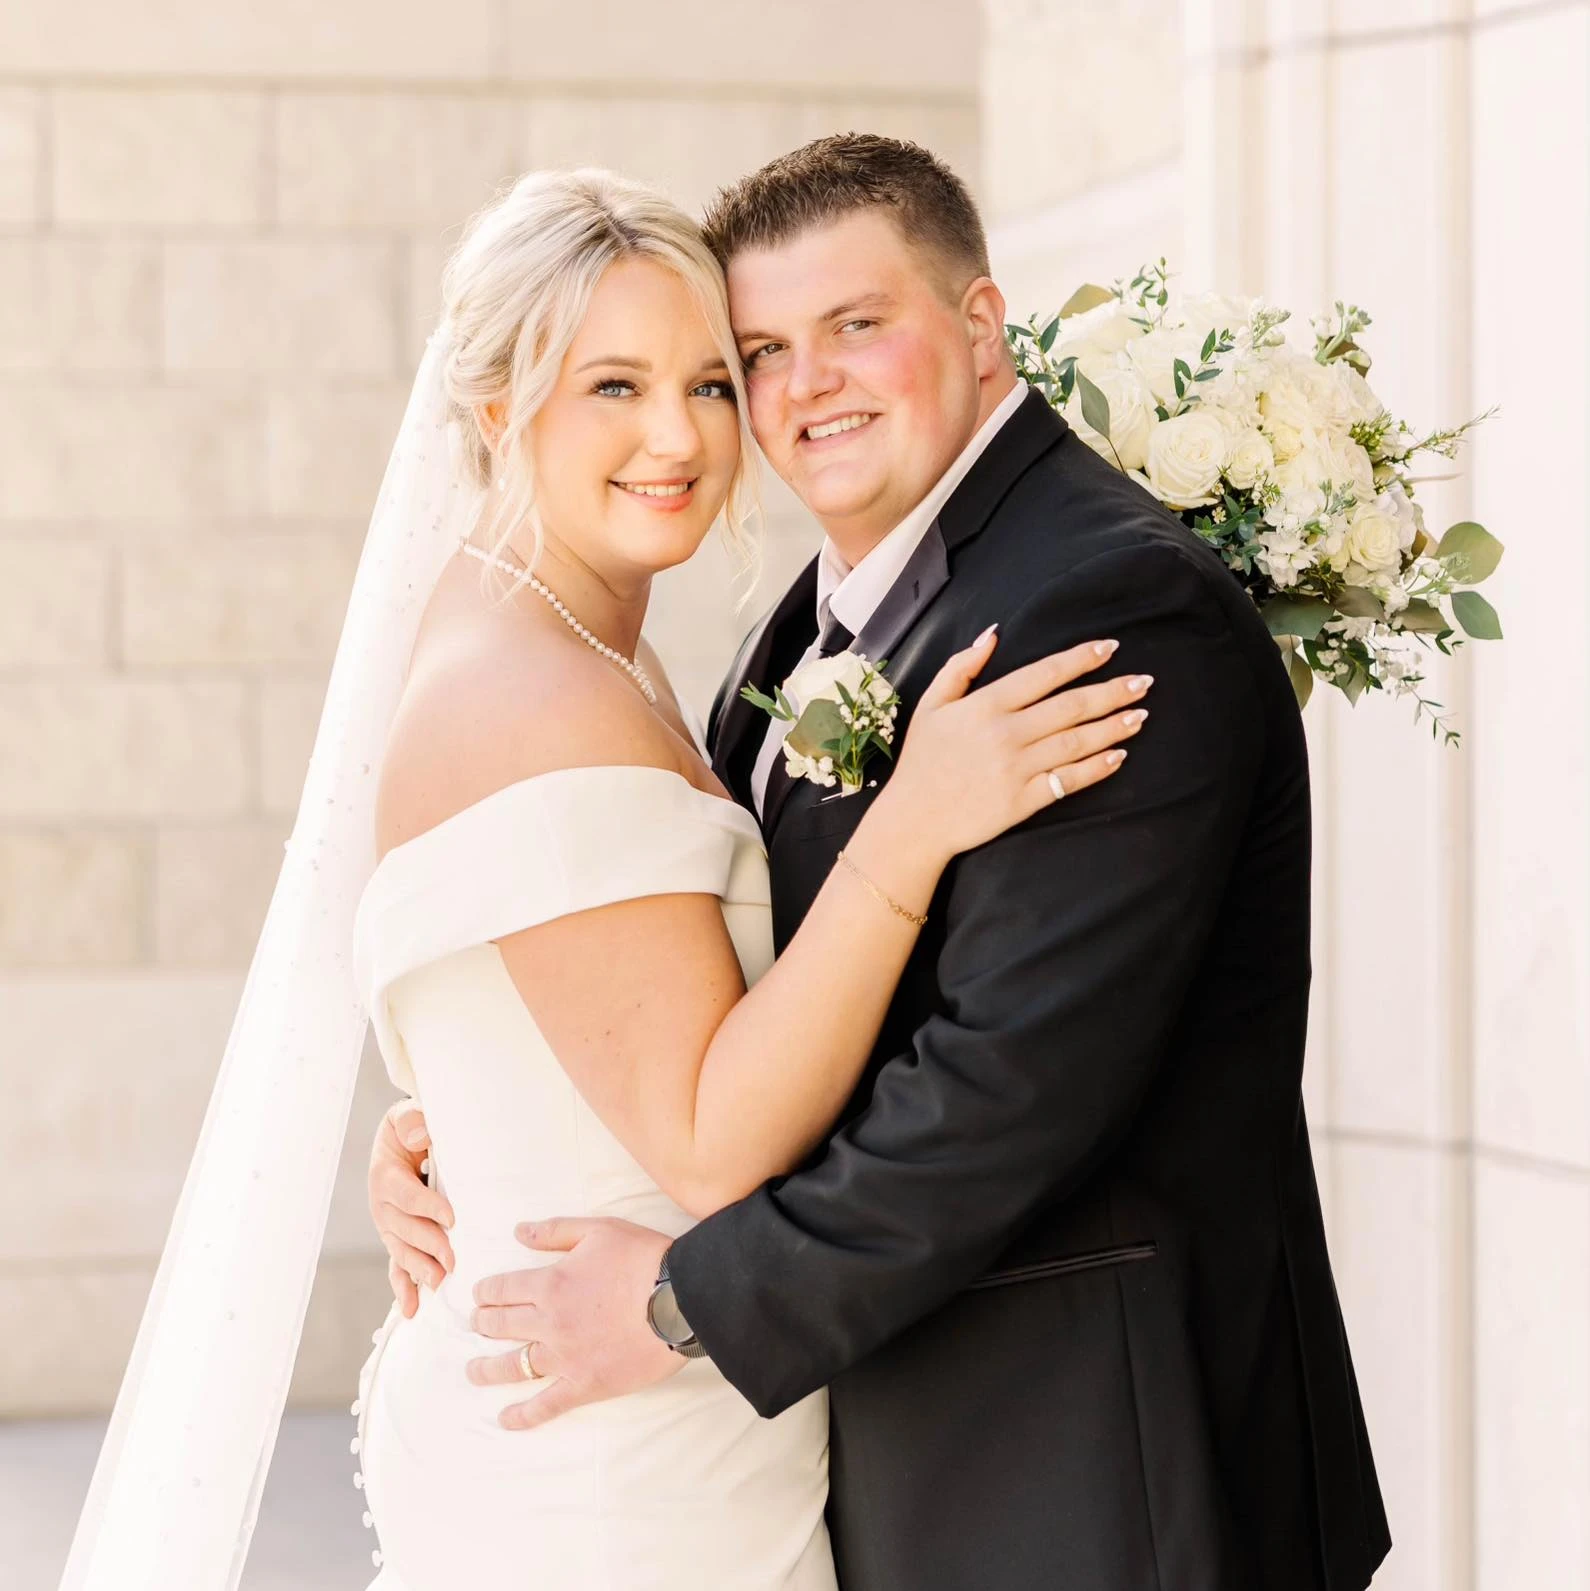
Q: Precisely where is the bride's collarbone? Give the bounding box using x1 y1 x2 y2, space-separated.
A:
405 619 721 804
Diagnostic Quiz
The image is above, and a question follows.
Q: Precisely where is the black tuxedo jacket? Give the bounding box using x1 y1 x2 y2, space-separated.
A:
670 391 1390 1591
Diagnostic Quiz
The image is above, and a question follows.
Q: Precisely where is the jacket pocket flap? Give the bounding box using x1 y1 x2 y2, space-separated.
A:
968 1241 1158 1292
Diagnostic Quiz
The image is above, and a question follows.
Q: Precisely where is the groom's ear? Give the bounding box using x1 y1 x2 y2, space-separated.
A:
961 277 1009 378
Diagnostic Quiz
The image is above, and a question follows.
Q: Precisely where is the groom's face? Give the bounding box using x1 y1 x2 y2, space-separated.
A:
727 210 985 545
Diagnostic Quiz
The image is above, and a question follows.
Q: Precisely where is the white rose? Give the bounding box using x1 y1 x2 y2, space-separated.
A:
784 649 870 714
1272 442 1334 510
1144 410 1227 509
1127 326 1203 408
1338 366 1387 429
1222 428 1275 491
1302 361 1360 434
1322 433 1375 497
1343 500 1404 577
1178 291 1253 336
1258 372 1317 461
1066 362 1154 473
1054 299 1144 364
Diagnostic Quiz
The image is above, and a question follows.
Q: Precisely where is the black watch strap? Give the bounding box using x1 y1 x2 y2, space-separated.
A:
649 1248 708 1359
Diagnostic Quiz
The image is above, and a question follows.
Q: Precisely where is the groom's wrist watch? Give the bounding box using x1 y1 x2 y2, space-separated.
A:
647 1248 709 1360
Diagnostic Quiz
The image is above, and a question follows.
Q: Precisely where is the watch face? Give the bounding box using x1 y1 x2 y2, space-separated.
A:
649 1280 692 1347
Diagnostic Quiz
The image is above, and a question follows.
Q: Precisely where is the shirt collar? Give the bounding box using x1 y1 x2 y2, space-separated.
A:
816 379 1029 637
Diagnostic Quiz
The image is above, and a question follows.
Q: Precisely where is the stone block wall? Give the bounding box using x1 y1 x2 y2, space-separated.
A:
0 0 981 1413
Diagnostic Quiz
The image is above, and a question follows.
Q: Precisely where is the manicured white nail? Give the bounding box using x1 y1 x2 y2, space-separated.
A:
1094 639 1119 658
975 623 999 646
1123 709 1149 727
1108 749 1129 766
1129 675 1154 693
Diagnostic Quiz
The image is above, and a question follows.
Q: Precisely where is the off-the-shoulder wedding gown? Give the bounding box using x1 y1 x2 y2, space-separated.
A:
350 764 835 1589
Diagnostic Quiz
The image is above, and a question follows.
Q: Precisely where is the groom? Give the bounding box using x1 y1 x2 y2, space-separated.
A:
370 135 1390 1590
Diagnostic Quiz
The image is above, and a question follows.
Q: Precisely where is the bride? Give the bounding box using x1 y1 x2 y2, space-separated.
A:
61 168 1144 1591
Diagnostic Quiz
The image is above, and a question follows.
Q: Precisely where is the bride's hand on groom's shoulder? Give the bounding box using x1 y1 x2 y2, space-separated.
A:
369 1100 455 1316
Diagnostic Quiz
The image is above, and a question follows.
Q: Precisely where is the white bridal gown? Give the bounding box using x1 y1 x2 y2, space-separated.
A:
350 763 835 1590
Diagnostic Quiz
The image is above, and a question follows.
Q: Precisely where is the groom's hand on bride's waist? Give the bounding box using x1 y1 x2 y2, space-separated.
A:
468 1217 684 1431
369 1100 455 1317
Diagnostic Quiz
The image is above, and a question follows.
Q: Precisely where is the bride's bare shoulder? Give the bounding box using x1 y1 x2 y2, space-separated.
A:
375 573 681 858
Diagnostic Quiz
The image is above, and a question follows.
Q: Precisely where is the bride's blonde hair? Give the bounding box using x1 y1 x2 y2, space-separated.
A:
441 167 760 585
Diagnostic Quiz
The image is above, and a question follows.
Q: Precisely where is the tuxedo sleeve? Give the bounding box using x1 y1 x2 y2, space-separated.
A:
668 540 1271 1417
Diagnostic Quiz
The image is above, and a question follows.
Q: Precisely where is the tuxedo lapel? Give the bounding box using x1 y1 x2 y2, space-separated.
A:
761 394 1070 845
852 518 950 667
710 554 820 806
937 387 1070 555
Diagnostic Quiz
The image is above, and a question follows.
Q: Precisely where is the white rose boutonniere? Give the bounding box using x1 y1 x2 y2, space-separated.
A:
741 651 901 796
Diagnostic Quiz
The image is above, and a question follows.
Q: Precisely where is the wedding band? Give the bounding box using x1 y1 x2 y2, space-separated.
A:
1047 770 1067 802
518 1343 543 1381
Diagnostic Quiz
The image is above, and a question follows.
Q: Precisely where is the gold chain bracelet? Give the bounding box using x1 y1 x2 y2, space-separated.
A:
836 850 929 928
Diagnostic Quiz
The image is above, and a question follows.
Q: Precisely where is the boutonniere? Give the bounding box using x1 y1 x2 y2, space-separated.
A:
741 651 902 797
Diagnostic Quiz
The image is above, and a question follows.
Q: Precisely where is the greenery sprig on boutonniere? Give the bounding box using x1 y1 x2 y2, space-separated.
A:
741 651 901 796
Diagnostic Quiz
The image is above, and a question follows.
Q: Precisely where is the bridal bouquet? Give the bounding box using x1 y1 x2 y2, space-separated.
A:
1006 262 1503 743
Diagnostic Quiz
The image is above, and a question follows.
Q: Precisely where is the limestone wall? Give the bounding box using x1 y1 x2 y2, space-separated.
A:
0 0 981 1413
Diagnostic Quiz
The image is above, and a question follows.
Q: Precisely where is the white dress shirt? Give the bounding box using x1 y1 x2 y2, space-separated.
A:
751 380 1030 817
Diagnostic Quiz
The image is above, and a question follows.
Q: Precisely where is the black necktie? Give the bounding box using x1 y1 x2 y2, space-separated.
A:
817 609 854 658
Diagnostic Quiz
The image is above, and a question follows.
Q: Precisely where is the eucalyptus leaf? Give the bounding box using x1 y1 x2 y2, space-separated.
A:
1059 283 1114 318
1436 520 1505 584
1334 587 1385 621
739 683 790 718
785 699 848 760
1261 596 1334 640
1076 370 1112 440
1396 600 1449 634
1038 315 1061 353
1452 589 1503 640
1341 668 1368 705
1287 649 1315 709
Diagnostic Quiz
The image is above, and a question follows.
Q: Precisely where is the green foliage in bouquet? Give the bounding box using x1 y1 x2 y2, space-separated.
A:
1007 264 1502 745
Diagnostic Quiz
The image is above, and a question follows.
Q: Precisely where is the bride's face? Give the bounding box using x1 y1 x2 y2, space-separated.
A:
528 258 741 582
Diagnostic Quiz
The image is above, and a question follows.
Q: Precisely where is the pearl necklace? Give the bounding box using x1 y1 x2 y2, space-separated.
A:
459 541 658 705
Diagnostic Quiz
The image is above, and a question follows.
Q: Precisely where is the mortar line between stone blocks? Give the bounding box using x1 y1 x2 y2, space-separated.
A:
0 72 978 112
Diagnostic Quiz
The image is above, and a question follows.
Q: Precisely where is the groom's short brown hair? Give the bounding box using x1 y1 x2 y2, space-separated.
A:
702 133 991 294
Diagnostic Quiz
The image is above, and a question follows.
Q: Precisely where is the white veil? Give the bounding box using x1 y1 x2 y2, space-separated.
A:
60 330 468 1590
